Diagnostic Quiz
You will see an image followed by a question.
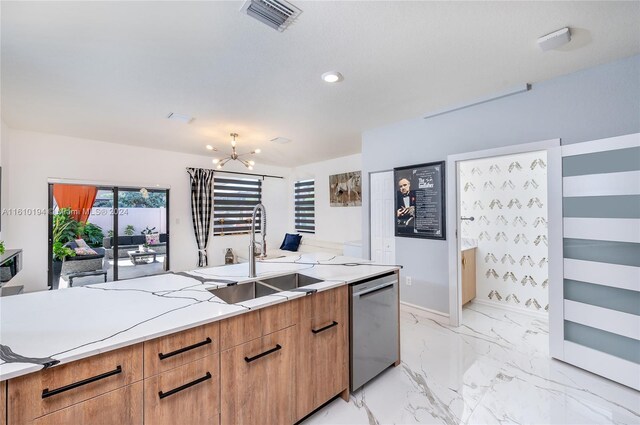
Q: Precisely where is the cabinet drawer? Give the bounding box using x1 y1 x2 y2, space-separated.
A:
32 382 143 425
144 354 219 425
8 344 142 424
144 322 219 377
221 326 295 425
219 301 294 351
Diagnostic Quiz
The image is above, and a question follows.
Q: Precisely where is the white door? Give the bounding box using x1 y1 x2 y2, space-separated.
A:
370 171 395 264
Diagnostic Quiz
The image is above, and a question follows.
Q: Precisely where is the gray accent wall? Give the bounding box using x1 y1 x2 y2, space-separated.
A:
361 54 640 313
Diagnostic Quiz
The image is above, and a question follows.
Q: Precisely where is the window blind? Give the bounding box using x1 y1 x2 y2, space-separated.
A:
213 177 262 236
295 179 315 233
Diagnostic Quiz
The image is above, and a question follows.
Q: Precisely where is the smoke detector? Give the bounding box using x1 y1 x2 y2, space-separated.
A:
241 0 302 32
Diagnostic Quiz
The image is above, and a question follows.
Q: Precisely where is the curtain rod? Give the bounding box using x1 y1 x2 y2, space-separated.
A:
186 167 284 180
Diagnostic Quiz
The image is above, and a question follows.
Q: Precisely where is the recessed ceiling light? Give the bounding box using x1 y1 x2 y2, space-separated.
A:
321 71 343 83
206 145 215 151
166 112 194 124
271 137 292 144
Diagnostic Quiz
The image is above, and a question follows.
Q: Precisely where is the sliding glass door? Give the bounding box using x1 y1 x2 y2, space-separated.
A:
48 183 169 288
114 188 169 280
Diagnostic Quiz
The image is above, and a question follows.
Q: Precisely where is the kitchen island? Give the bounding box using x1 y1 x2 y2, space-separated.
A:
0 253 399 425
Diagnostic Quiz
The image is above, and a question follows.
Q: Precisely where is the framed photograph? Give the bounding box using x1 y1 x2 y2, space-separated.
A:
329 171 362 207
394 161 446 239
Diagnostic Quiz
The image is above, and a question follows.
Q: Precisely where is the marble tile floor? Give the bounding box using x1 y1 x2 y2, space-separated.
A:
302 303 640 425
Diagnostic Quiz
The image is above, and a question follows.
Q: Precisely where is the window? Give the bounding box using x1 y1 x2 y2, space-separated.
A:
213 177 262 235
294 179 315 233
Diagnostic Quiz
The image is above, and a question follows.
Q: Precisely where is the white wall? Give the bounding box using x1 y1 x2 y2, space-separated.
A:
362 54 640 314
460 151 549 314
2 129 291 293
0 120 10 240
291 154 362 244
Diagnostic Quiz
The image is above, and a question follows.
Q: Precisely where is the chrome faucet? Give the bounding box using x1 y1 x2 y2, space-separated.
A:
249 203 267 278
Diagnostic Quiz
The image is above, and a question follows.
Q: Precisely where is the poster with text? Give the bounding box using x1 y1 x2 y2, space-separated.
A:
394 161 446 239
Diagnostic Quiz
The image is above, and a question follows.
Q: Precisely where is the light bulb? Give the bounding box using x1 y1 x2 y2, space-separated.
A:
248 160 255 166
248 165 254 170
231 140 236 148
212 158 219 164
216 164 222 169
254 148 261 154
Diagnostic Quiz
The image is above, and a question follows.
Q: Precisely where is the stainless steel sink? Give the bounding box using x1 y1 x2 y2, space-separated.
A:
208 273 323 304
254 273 323 291
208 281 279 304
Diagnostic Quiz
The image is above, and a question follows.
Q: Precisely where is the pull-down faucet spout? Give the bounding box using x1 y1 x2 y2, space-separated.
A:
249 203 266 278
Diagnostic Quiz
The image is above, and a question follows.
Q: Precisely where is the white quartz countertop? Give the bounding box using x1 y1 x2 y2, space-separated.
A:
0 253 398 381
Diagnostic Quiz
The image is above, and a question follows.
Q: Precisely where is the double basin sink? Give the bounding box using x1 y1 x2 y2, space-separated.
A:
208 273 323 304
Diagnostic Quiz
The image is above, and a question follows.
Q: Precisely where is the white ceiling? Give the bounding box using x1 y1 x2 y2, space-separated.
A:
1 1 639 167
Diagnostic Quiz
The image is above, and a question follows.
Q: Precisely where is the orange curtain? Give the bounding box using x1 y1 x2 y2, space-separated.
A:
53 184 98 223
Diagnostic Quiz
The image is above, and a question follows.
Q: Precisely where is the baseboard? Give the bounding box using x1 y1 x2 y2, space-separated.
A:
470 299 549 320
400 301 450 324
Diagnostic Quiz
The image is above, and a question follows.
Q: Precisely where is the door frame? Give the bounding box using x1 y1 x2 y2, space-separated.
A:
445 139 563 332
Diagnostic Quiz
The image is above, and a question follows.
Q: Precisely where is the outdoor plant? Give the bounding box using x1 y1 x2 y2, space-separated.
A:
76 222 105 248
53 241 76 261
141 226 157 235
52 208 77 245
124 225 135 236
0 241 5 255
107 230 114 238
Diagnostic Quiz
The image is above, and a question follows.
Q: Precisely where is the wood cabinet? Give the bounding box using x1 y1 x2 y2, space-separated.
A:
295 286 349 421
31 383 142 425
220 326 295 425
144 355 219 425
219 301 295 351
144 322 219 378
461 248 477 305
1 381 6 425
6 285 356 425
8 344 143 424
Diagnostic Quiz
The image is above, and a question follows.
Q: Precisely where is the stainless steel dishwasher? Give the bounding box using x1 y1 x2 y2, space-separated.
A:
350 271 399 391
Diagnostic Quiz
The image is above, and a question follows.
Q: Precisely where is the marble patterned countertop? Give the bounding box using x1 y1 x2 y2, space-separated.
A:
0 253 399 381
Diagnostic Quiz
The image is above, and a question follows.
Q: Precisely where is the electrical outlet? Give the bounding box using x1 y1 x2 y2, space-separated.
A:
406 276 412 286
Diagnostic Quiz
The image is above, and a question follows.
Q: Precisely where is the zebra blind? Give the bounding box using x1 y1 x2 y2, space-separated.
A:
295 179 315 233
213 177 262 236
560 133 640 390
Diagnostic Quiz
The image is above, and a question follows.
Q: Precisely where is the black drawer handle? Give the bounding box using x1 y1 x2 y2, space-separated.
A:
42 365 122 399
312 321 338 334
158 372 212 400
244 344 282 363
158 337 212 360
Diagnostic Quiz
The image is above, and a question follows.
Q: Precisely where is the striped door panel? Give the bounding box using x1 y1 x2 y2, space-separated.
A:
560 133 640 390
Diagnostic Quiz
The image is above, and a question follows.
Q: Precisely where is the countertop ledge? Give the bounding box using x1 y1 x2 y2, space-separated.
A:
0 253 399 381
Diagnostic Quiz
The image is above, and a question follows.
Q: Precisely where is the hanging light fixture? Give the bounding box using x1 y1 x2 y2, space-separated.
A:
210 133 260 170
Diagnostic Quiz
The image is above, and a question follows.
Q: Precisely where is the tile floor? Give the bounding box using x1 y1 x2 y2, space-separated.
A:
303 303 640 425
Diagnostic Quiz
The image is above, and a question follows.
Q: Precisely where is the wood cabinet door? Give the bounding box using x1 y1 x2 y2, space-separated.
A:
461 248 477 305
144 354 219 425
1 381 6 425
296 287 349 421
220 326 295 425
32 382 143 425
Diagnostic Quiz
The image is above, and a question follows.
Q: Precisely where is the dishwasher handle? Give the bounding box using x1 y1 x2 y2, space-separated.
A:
357 282 395 298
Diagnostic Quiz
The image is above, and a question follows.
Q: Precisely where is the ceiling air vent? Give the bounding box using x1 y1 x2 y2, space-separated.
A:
241 0 302 32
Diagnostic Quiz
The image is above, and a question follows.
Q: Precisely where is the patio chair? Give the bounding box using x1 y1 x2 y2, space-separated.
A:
60 241 106 285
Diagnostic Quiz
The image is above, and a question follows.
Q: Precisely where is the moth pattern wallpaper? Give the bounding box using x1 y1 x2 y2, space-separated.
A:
460 151 548 314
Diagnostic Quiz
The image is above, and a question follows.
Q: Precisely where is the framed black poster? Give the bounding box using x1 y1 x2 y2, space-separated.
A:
394 161 446 240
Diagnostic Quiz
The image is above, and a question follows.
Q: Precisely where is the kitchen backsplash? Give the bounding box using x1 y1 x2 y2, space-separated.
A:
460 150 549 314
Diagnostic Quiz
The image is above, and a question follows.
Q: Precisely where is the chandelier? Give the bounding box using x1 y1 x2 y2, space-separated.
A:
209 133 261 170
